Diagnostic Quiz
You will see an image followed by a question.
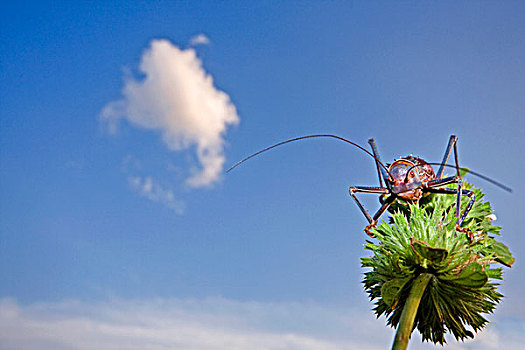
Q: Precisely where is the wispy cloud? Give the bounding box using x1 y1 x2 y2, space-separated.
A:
1 297 523 350
190 33 211 46
128 175 185 214
0 298 382 350
101 39 239 188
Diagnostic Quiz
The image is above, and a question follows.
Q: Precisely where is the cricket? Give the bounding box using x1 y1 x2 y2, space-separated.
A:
228 134 511 240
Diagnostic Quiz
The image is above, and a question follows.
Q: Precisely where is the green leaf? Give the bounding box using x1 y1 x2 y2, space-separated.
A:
381 277 411 309
410 239 449 265
441 262 488 288
492 241 515 267
486 268 503 280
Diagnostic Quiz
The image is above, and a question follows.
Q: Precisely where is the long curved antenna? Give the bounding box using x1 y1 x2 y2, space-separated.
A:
227 134 393 177
428 163 512 193
405 162 512 193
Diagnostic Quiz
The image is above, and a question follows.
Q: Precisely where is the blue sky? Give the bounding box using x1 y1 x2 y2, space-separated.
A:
1 1 524 349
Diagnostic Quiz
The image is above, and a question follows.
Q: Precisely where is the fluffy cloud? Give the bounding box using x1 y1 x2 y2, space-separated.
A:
101 39 239 188
1 297 523 350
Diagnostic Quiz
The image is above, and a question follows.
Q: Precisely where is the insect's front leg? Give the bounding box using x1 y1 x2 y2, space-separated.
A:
426 176 462 216
368 138 391 189
348 186 394 237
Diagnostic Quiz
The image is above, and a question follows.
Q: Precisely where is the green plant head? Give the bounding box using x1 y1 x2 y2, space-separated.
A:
362 182 514 344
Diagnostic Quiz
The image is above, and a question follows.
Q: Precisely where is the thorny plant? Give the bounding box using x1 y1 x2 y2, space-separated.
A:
362 181 514 346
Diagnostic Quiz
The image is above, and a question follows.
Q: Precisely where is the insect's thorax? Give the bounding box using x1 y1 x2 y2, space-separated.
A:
388 156 436 201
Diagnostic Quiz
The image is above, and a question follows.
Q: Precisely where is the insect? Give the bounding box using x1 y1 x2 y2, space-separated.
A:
228 134 511 239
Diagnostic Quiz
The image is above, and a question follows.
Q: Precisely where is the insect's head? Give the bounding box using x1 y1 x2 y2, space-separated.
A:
388 159 423 200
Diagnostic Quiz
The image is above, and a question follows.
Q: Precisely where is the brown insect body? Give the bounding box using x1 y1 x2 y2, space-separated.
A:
388 156 435 201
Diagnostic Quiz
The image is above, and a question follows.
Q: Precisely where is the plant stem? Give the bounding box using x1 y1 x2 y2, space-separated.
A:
391 273 432 350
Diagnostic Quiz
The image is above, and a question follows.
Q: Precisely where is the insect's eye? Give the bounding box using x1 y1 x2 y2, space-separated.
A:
409 171 415 178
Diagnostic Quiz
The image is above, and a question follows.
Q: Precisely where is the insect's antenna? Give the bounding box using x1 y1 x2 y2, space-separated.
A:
227 134 393 177
404 163 512 193
428 163 512 193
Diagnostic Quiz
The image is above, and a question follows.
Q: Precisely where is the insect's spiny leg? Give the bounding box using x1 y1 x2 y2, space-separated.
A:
349 187 390 222
458 190 475 226
425 176 458 188
436 135 458 179
368 138 388 188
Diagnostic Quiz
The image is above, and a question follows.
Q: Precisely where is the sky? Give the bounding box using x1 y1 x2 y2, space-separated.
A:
1 1 524 349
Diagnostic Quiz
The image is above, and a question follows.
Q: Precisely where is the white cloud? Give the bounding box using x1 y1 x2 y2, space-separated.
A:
1 297 523 350
190 33 211 46
128 175 185 214
0 298 385 350
101 39 239 188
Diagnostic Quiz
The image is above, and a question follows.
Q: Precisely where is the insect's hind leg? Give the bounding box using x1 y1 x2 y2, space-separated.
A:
436 135 460 179
349 186 393 237
426 187 476 240
434 136 464 226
